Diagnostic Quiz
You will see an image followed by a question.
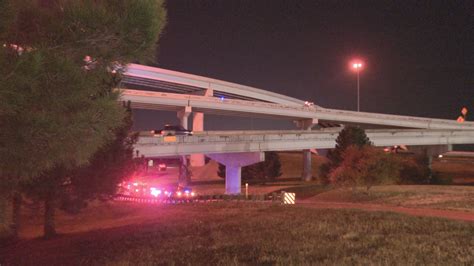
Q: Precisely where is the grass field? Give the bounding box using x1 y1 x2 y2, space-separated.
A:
1 202 473 265
310 185 474 212
188 153 474 213
2 153 473 265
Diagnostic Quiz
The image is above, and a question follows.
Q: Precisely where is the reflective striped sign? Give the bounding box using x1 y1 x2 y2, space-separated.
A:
282 192 296 204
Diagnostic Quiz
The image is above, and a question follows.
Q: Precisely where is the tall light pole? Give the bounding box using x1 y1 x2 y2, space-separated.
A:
351 61 364 112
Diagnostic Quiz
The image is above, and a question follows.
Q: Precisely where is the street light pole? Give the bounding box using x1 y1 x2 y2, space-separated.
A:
357 69 360 112
351 60 363 112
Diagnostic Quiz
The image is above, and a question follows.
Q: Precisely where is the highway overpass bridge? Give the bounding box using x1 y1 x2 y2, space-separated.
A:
135 129 473 157
135 129 473 194
120 64 474 194
121 64 474 130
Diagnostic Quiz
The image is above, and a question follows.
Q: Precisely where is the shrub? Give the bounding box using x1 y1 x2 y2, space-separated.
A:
320 126 372 181
329 145 400 191
430 173 453 185
397 154 431 184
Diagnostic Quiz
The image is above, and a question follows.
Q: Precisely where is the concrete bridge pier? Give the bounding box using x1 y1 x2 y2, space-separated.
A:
208 152 265 194
191 112 205 166
294 118 318 181
177 106 192 129
191 89 213 167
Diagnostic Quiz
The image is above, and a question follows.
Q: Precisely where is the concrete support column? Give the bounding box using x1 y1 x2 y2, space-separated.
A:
191 112 205 166
207 152 264 194
408 144 453 176
294 118 318 181
302 150 312 181
177 106 192 130
178 155 190 187
425 144 453 173
225 165 241 194
191 89 213 167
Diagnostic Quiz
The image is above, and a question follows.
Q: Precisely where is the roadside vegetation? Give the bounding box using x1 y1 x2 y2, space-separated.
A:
1 203 472 265
311 185 474 212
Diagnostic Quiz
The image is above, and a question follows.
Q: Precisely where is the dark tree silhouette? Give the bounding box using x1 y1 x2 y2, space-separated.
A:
320 126 372 183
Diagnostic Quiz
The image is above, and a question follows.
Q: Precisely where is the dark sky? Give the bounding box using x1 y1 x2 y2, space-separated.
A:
133 0 474 131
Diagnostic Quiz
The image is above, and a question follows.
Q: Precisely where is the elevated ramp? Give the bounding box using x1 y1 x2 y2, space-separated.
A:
121 89 474 130
123 64 305 106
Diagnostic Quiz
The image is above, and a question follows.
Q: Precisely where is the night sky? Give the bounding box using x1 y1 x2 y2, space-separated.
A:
132 0 473 131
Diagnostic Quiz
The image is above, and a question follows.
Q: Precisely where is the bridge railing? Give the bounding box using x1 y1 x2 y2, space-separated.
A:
137 129 474 145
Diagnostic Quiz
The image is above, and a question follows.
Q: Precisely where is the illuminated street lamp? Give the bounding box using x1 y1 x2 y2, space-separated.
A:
351 60 364 112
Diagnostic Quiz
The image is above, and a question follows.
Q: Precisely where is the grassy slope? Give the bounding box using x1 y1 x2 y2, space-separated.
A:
2 153 473 264
189 153 474 212
1 203 473 265
310 185 474 212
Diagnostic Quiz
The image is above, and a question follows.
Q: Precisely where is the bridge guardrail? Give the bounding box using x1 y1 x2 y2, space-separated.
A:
115 193 285 204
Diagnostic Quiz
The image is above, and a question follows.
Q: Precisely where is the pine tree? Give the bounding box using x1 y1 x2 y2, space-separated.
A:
330 126 372 166
0 0 166 238
62 102 138 212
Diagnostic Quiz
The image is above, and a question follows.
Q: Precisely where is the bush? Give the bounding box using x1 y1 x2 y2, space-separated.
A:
320 126 372 182
329 145 400 191
397 154 431 184
430 173 453 185
318 163 332 185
